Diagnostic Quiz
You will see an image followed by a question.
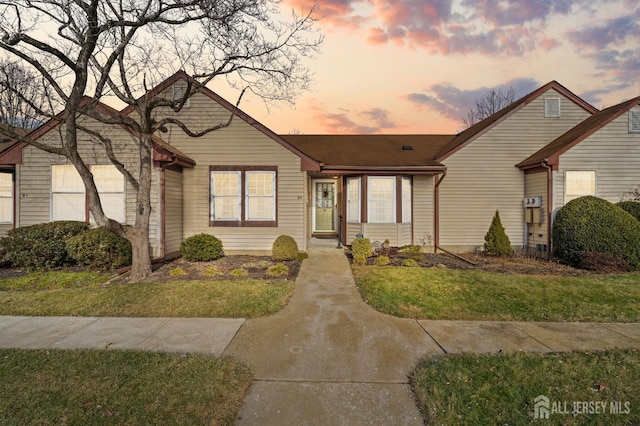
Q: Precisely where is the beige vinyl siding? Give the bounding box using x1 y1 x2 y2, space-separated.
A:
0 224 12 236
555 107 640 208
18 117 163 257
164 169 183 257
439 89 593 252
412 175 434 250
524 171 547 251
156 91 306 253
360 223 411 247
346 222 363 244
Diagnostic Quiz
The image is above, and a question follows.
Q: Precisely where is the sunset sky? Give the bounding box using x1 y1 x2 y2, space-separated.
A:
212 0 640 135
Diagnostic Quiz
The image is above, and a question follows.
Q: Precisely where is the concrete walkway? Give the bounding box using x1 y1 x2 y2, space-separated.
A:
1 238 640 424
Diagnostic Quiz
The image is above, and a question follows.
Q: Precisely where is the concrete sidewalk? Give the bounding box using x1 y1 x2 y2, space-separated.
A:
1 237 639 425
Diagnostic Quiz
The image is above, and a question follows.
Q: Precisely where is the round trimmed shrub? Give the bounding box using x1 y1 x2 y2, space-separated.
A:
271 235 299 261
0 221 90 270
616 201 640 221
552 196 640 269
66 228 132 271
180 233 224 262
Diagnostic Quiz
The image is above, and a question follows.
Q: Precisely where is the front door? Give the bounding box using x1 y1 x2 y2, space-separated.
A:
313 181 335 233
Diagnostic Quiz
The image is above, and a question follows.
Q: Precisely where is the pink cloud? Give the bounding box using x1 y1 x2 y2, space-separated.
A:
308 101 399 133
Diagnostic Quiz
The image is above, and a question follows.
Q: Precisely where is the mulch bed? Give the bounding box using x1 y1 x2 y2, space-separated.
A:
351 246 594 276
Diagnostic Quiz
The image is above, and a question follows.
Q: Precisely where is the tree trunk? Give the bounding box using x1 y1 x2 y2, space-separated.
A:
129 226 152 281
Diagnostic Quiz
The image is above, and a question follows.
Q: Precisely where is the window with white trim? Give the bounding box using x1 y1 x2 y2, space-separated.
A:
210 167 277 226
91 165 125 223
0 172 12 224
402 177 412 223
545 98 561 117
565 171 595 203
51 165 85 221
346 177 360 222
630 110 640 133
367 176 395 223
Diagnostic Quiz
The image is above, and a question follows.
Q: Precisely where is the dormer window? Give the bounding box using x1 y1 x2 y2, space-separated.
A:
630 110 640 133
172 83 190 108
545 98 560 118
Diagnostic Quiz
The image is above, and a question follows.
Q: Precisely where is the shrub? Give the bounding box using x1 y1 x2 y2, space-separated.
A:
617 201 640 221
400 245 424 260
552 196 640 269
352 238 373 258
578 251 630 274
66 228 132 271
180 234 223 262
267 263 289 277
0 221 89 270
297 252 309 261
484 210 513 256
169 267 187 277
402 258 419 267
271 235 299 261
230 268 248 278
375 255 390 266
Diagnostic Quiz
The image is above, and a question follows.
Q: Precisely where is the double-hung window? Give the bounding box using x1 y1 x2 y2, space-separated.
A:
210 166 277 226
367 176 396 223
52 164 126 223
402 177 412 223
0 172 12 224
51 165 86 221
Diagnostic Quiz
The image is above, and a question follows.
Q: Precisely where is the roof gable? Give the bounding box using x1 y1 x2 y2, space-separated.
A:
121 70 321 171
0 97 195 167
517 96 640 169
435 81 598 162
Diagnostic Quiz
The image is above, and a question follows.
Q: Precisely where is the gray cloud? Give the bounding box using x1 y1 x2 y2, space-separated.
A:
406 78 540 121
566 10 640 49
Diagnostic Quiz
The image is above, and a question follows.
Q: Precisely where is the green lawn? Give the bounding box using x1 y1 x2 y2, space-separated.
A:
411 349 640 425
353 266 640 322
0 348 251 425
0 271 294 318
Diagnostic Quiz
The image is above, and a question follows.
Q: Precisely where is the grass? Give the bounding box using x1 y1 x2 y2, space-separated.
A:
0 273 294 318
411 349 640 425
353 266 640 322
0 348 251 425
0 271 109 291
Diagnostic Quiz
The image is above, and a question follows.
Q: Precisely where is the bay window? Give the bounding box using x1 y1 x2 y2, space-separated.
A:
346 177 360 222
0 172 12 224
368 176 395 223
402 177 412 223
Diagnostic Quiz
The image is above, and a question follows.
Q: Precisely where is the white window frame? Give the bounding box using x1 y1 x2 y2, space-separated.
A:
90 165 126 224
630 110 640 133
564 170 595 204
245 171 276 221
210 171 242 221
367 176 396 223
545 98 561 118
402 176 412 223
0 172 12 224
346 177 360 223
51 165 86 222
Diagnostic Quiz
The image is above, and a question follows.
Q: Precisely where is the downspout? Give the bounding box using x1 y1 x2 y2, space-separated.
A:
433 169 446 253
542 159 553 259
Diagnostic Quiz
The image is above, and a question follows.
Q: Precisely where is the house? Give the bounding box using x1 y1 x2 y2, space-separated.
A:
0 72 637 258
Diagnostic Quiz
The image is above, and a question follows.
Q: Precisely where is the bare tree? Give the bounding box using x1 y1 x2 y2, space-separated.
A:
0 58 47 129
0 0 321 280
461 86 518 129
